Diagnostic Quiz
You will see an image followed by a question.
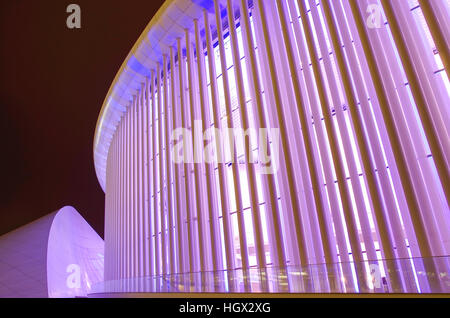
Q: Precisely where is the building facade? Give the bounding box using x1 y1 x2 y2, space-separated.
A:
94 0 450 293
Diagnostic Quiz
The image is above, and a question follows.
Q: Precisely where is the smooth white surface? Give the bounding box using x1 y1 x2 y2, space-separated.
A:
0 212 56 297
0 206 104 298
47 206 104 298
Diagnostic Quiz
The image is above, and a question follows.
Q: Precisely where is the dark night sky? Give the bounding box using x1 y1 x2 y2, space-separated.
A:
0 0 164 238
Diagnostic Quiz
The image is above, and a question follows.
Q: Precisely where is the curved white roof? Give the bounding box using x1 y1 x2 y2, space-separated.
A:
93 0 221 191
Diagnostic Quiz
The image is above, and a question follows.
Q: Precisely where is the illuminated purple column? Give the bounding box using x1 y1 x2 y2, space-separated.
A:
194 18 223 276
138 86 144 290
163 54 176 275
157 62 168 276
126 100 132 279
120 112 126 280
177 38 195 276
150 69 160 277
185 30 207 274
169 46 184 275
213 0 251 286
145 76 155 278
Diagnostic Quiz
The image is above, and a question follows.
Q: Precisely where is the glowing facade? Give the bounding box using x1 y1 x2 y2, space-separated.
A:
94 0 450 293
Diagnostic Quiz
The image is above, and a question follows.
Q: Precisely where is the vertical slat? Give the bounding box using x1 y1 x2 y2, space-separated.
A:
105 136 110 279
122 113 126 281
137 86 143 279
127 101 132 278
117 121 120 279
163 54 176 275
117 116 121 279
130 103 134 282
106 148 109 280
123 108 126 280
123 107 126 279
113 137 116 279
170 46 184 274
132 95 138 277
185 29 207 273
213 0 250 274
106 141 110 279
117 133 120 280
110 134 114 279
142 82 147 277
118 131 121 279
110 135 113 280
194 18 221 273
151 69 160 276
118 116 121 279
117 131 120 280
203 9 235 272
114 130 118 279
121 114 125 279
157 63 167 276
177 38 195 274
145 76 154 278
116 131 120 280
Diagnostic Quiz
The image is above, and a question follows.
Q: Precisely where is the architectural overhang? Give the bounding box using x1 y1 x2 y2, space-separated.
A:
93 0 222 191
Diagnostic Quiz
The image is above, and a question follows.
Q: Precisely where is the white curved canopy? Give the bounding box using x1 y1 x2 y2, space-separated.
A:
93 0 222 191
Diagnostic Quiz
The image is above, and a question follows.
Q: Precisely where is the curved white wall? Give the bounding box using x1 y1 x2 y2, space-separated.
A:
47 206 104 298
0 206 104 298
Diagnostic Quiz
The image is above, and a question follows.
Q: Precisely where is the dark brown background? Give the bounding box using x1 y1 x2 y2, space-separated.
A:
0 0 164 237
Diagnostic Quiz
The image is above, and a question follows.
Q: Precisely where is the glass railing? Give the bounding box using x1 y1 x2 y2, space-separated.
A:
90 256 450 294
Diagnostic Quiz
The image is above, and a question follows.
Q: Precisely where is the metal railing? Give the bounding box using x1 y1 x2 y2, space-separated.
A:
91 255 450 294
